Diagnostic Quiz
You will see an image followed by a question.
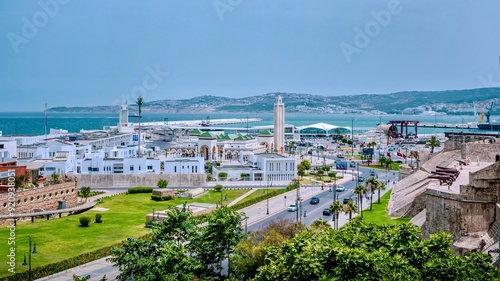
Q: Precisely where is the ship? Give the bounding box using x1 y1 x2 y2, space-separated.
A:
477 122 500 131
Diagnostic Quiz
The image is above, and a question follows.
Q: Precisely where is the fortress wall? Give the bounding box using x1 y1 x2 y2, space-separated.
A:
75 174 207 188
0 181 78 215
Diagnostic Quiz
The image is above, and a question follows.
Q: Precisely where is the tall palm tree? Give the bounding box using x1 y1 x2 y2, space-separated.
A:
385 129 393 145
353 184 368 218
375 181 386 204
366 177 378 211
329 200 343 230
427 135 440 153
136 96 144 157
343 201 357 221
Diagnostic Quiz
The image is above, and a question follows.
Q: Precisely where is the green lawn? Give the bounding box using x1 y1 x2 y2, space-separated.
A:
0 189 249 277
359 189 410 225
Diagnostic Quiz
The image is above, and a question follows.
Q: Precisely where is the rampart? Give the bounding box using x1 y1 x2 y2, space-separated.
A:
0 181 78 216
75 174 207 188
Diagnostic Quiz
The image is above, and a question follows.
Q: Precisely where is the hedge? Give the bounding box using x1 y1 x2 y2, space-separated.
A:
151 194 173 201
128 187 153 194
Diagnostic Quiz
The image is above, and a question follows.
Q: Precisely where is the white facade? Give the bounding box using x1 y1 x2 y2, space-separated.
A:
249 153 297 182
0 140 17 159
274 94 285 153
164 157 204 174
81 157 161 174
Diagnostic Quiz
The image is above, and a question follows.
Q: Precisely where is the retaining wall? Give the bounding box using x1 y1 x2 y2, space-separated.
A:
75 174 207 188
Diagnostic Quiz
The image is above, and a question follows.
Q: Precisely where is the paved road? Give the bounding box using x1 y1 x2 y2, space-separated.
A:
37 167 398 281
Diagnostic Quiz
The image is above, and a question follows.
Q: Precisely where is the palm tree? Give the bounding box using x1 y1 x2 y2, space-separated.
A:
329 200 343 230
385 129 393 145
136 96 144 157
366 177 378 211
375 181 386 204
353 184 368 218
343 201 357 221
427 135 440 153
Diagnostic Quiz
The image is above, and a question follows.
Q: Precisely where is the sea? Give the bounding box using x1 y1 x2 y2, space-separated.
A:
0 112 498 136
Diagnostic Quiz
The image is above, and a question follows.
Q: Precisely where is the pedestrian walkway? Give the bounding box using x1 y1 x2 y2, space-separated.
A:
227 189 257 207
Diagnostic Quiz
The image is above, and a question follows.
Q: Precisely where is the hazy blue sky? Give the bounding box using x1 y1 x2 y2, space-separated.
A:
1 0 499 112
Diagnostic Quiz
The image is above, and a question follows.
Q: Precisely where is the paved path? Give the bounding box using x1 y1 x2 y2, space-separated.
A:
36 179 394 281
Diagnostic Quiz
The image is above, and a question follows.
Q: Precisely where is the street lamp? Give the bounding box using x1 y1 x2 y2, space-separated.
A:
266 175 270 215
351 117 354 157
293 178 300 223
22 235 38 281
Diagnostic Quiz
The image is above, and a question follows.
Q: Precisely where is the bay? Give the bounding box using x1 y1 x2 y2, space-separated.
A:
0 112 496 136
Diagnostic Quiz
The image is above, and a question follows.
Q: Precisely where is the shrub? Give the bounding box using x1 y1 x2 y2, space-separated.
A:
151 195 162 201
207 173 213 181
128 187 153 194
214 184 223 192
157 179 168 189
95 213 103 223
162 195 173 201
215 162 221 166
218 172 228 180
79 217 91 227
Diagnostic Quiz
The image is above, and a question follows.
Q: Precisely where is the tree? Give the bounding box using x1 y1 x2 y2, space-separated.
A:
80 186 91 202
353 184 367 218
135 96 144 157
375 181 386 204
299 160 311 171
366 177 378 211
310 218 330 230
427 135 441 153
213 184 223 192
329 200 343 230
51 173 62 184
343 200 357 221
385 129 393 145
327 171 336 181
297 166 305 180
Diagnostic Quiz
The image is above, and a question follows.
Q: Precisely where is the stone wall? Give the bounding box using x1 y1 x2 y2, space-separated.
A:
0 181 78 216
422 162 500 240
75 174 207 188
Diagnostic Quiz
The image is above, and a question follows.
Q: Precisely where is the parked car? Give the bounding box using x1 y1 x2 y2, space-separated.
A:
337 153 345 158
335 185 346 192
370 170 376 176
343 197 354 204
287 204 298 212
322 208 331 215
310 197 320 204
349 162 356 168
358 175 365 182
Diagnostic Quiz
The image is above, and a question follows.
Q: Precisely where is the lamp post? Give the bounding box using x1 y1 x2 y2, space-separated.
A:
351 118 354 157
294 178 300 223
379 116 382 150
22 235 38 281
266 175 270 215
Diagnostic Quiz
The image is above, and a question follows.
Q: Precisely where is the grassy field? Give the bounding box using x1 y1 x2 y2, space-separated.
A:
359 189 410 225
0 189 250 277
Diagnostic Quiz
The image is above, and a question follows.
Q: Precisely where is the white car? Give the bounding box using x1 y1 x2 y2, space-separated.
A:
287 204 298 212
335 185 346 192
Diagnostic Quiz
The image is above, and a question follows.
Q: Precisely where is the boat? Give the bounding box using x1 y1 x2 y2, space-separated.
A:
477 122 500 131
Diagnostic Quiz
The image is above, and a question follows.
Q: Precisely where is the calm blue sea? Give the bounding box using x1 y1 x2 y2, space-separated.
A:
0 112 496 136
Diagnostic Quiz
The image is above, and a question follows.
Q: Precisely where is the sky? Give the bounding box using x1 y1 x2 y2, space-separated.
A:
1 0 499 112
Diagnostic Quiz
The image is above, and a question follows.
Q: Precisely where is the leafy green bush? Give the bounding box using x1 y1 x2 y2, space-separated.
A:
128 187 153 194
95 213 103 223
207 173 213 181
162 195 173 201
79 217 91 227
214 184 223 192
218 172 228 180
157 179 168 188
151 195 162 201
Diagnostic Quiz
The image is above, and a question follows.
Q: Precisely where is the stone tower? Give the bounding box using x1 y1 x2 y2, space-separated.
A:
274 94 285 153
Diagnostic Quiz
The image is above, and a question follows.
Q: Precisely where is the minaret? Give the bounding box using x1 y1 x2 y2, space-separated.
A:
118 103 129 132
273 94 285 153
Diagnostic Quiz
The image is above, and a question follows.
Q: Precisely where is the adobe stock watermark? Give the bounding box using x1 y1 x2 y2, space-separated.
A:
213 0 243 21
5 171 16 274
476 74 500 88
339 0 404 64
112 64 169 106
7 0 70 54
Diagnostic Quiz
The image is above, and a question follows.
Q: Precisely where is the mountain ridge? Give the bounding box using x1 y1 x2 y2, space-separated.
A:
47 88 500 116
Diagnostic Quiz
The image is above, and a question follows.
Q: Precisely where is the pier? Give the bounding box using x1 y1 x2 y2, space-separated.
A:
136 117 263 128
417 123 478 129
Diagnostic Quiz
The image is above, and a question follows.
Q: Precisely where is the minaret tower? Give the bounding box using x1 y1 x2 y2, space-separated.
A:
273 94 285 153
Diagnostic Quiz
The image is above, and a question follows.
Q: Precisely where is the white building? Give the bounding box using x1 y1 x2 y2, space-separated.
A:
80 157 161 174
248 153 297 182
34 151 76 176
0 140 17 160
163 157 205 174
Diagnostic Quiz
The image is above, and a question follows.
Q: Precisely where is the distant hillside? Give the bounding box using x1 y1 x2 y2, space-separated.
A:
47 88 500 116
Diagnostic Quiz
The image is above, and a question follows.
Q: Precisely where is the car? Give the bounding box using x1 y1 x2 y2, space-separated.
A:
358 176 365 182
337 153 345 158
343 197 354 204
335 185 346 192
287 204 298 212
310 197 320 204
370 170 376 176
322 208 331 215
349 162 356 168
